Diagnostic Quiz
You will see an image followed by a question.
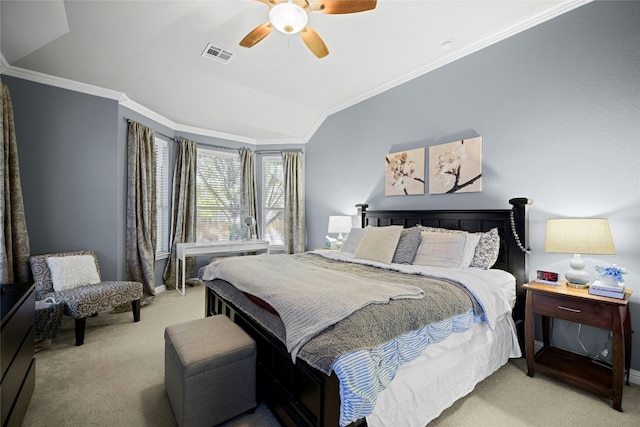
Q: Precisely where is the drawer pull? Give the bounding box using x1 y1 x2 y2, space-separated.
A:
558 305 581 313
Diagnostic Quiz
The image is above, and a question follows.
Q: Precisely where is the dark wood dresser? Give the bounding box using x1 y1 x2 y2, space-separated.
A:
1 282 36 427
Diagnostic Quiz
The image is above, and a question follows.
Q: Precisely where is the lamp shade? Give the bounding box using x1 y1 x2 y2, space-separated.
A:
545 218 615 255
328 216 352 234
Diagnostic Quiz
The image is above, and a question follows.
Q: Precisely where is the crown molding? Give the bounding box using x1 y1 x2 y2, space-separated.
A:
0 0 590 145
325 0 592 120
1 63 125 101
0 61 260 145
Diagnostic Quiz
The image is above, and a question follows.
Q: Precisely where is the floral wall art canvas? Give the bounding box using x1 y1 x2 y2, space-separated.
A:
385 147 425 196
429 137 483 194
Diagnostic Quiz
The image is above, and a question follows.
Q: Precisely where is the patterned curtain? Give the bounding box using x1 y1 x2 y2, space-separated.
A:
0 82 31 284
163 139 197 289
283 151 305 254
240 148 258 239
126 121 156 297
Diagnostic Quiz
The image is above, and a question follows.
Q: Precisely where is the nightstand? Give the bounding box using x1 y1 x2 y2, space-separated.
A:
523 280 632 411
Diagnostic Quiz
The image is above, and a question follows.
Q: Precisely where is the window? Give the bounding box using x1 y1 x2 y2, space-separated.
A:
155 137 170 255
262 156 284 247
196 148 242 242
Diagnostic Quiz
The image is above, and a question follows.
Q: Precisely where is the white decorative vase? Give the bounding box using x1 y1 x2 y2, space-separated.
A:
599 275 620 287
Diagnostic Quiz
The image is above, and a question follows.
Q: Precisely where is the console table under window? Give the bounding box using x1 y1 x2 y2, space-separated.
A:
175 240 270 295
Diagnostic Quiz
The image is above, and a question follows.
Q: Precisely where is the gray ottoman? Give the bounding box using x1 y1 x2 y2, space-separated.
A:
164 315 257 427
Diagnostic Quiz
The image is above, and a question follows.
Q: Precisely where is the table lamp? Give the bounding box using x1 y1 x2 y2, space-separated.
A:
328 215 352 249
544 218 615 288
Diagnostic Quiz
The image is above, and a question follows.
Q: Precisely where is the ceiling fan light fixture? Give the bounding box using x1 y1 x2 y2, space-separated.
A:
269 2 308 34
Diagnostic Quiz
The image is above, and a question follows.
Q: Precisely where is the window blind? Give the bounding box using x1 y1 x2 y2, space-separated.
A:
196 148 242 242
262 156 284 246
155 137 170 254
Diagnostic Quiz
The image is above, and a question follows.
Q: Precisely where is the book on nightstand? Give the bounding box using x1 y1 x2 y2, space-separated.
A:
588 280 625 299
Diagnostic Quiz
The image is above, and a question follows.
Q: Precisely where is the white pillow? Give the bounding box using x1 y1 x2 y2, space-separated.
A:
458 232 481 268
340 228 366 253
353 226 403 264
46 255 101 292
413 232 467 268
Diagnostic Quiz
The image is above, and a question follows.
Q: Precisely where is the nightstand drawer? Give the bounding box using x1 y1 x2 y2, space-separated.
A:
532 293 612 329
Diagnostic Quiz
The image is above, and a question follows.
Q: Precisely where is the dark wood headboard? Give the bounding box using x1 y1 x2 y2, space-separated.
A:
357 200 530 284
357 199 531 324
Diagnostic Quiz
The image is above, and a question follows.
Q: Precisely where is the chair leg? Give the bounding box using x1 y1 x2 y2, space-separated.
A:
75 317 87 346
131 299 141 322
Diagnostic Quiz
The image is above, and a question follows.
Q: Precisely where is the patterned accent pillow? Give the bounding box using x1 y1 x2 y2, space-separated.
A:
418 226 500 269
392 227 421 264
469 228 500 269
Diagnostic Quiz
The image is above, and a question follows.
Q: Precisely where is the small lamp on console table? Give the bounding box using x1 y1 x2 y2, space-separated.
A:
328 215 352 249
544 218 615 288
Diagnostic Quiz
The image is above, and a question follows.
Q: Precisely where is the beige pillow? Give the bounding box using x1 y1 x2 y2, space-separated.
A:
353 226 403 264
413 232 467 268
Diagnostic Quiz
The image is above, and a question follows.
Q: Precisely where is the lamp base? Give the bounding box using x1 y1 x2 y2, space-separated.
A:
566 281 590 289
564 254 591 287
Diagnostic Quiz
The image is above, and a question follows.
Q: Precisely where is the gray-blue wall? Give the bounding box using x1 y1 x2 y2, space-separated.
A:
305 1 640 370
4 77 124 278
2 75 302 287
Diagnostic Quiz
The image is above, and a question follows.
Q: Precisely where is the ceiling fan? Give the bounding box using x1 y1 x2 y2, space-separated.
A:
239 0 377 58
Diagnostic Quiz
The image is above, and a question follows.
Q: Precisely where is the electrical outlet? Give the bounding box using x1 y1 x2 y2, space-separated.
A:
601 349 609 358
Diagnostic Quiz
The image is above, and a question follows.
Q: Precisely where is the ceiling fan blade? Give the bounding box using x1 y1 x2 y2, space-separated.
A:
239 22 274 48
256 0 291 6
308 0 377 14
300 26 329 58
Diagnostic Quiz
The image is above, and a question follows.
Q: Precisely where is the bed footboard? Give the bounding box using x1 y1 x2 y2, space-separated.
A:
206 287 363 427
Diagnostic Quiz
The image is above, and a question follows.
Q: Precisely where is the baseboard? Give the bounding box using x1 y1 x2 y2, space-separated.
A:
534 340 639 385
155 284 167 294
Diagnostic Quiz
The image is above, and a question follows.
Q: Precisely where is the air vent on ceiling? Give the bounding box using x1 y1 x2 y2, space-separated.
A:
202 43 234 64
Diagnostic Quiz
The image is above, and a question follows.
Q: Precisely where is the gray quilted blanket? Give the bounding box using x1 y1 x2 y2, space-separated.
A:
204 253 425 360
201 253 479 374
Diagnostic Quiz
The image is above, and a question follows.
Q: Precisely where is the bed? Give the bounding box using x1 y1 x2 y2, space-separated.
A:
200 200 530 427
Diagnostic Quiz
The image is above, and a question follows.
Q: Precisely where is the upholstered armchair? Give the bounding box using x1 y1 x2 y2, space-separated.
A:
30 250 143 346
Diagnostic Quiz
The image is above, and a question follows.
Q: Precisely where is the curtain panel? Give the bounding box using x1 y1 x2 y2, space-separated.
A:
126 121 156 297
0 82 31 284
283 151 305 254
240 148 258 239
163 138 197 289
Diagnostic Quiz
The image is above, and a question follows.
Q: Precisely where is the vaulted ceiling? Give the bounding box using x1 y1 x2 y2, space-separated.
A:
0 0 589 144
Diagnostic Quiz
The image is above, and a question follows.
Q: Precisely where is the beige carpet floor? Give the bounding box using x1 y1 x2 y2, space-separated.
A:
24 284 640 426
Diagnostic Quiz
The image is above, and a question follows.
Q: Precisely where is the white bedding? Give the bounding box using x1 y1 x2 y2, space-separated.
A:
203 249 521 426
368 314 521 426
310 250 521 426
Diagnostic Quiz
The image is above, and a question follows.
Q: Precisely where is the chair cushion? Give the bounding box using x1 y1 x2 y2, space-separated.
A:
57 281 143 319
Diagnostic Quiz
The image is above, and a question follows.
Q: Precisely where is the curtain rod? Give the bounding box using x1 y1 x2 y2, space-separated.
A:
256 149 303 154
125 118 301 154
125 118 177 142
